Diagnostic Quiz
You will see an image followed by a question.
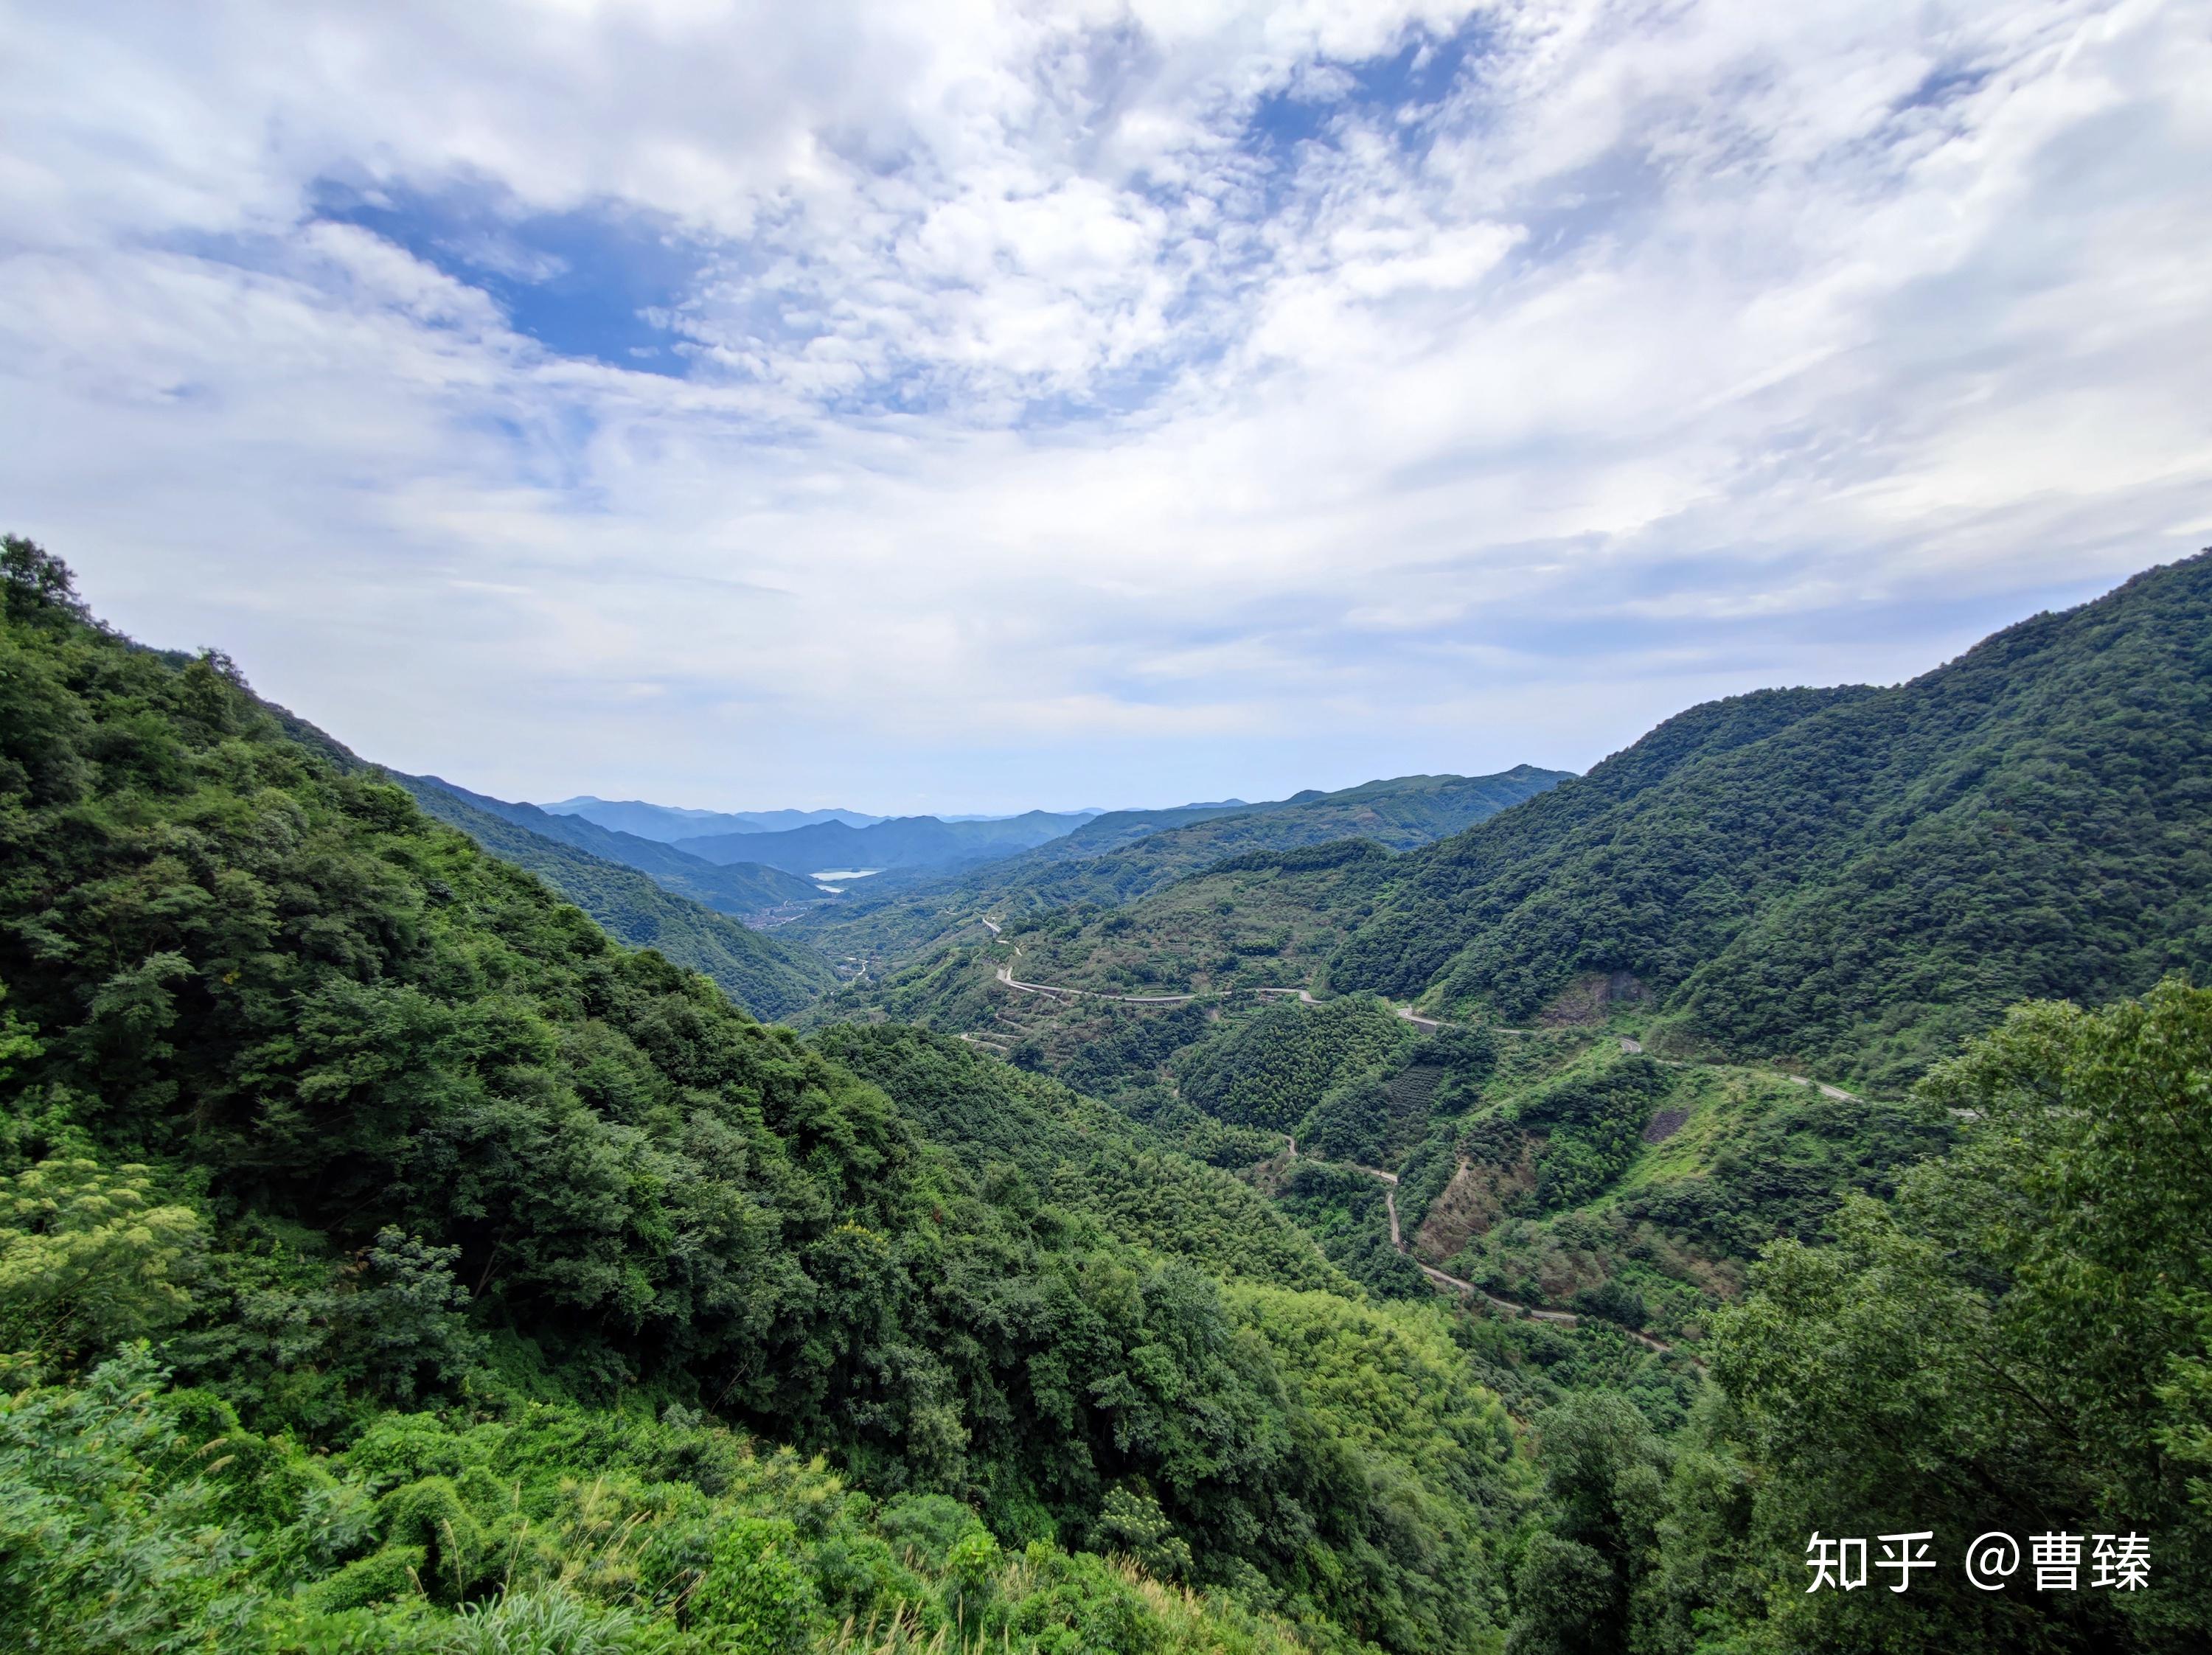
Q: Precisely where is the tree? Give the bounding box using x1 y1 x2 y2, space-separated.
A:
0 1158 202 1379
1684 980 2212 1652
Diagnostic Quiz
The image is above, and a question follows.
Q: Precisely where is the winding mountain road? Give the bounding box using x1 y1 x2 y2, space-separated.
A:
978 912 1812 1368
986 920 1321 1008
1279 1133 1692 1362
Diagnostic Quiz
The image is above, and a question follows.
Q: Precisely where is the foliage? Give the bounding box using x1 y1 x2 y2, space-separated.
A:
0 1347 255 1653
1268 1161 1427 1300
1506 1393 1669 1655
1645 980 2212 1651
809 1022 1352 1295
0 1348 1319 1655
1332 552 2212 1088
1513 1060 1670 1213
1175 997 1412 1133
393 773 833 1020
0 1157 202 1379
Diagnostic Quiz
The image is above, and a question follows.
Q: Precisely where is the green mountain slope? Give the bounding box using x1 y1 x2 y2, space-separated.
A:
793 767 1570 970
1333 551 2212 1085
0 536 1524 1653
1023 799 1269 860
998 767 1571 907
411 773 824 915
391 772 834 1020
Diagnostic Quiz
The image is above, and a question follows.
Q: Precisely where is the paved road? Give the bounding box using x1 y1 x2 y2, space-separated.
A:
996 962 1203 1005
1394 1003 1534 1035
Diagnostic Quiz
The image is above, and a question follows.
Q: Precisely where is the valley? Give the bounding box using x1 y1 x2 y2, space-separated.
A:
3 535 2208 1654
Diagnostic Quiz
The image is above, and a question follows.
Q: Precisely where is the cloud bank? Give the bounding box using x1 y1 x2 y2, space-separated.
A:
2 0 2207 811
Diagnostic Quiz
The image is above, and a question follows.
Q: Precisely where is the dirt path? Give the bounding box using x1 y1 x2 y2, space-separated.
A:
985 930 1860 1109
1281 1132 1692 1363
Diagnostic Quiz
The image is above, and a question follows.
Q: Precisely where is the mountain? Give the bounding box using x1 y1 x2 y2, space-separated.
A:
389 775 834 1020
413 776 822 916
0 536 1528 1654
888 555 2211 1093
673 808 1099 874
8 533 2205 1654
1012 767 1573 896
1330 551 2212 1086
540 795 883 839
788 767 1572 966
1022 800 1265 860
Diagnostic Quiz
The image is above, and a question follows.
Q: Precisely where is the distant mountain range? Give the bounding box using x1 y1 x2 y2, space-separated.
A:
408 778 822 916
786 768 1573 961
672 810 1102 875
540 797 884 840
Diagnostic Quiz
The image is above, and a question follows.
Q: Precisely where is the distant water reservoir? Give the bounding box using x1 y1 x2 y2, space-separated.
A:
812 868 883 891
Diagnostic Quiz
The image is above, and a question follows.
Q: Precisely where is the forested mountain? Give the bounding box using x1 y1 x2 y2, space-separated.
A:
1332 551 2212 1085
392 773 834 1020
408 773 823 915
0 538 1523 1654
1023 799 1268 860
6 533 2208 1654
543 795 881 839
1001 768 1568 902
789 767 1569 968
675 808 1099 874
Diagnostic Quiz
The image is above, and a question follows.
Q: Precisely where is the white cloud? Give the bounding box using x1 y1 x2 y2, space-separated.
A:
0 0 2206 812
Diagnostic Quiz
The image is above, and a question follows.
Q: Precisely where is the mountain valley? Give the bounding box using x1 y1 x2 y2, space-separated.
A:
4 534 2208 1654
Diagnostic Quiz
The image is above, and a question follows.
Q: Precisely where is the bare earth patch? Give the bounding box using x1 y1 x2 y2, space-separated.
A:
1537 969 1650 1026
1413 1137 1539 1258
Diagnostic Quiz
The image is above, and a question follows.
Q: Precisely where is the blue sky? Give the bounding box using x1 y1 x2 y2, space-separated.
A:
1 0 2207 813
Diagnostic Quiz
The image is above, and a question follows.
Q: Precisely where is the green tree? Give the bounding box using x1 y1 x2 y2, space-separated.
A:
0 1158 202 1378
1509 1393 1669 1655
1680 980 2212 1651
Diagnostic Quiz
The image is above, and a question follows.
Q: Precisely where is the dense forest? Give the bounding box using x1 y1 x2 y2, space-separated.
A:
405 776 824 918
1335 554 2212 1087
389 773 834 1020
788 770 1565 968
4 534 2208 1653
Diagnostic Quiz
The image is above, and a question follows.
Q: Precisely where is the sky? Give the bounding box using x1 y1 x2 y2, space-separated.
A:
2 0 2208 815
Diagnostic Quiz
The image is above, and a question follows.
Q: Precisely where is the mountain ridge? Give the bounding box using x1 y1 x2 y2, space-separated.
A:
414 776 821 916
673 808 1101 874
1332 549 2212 1083
542 795 884 839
